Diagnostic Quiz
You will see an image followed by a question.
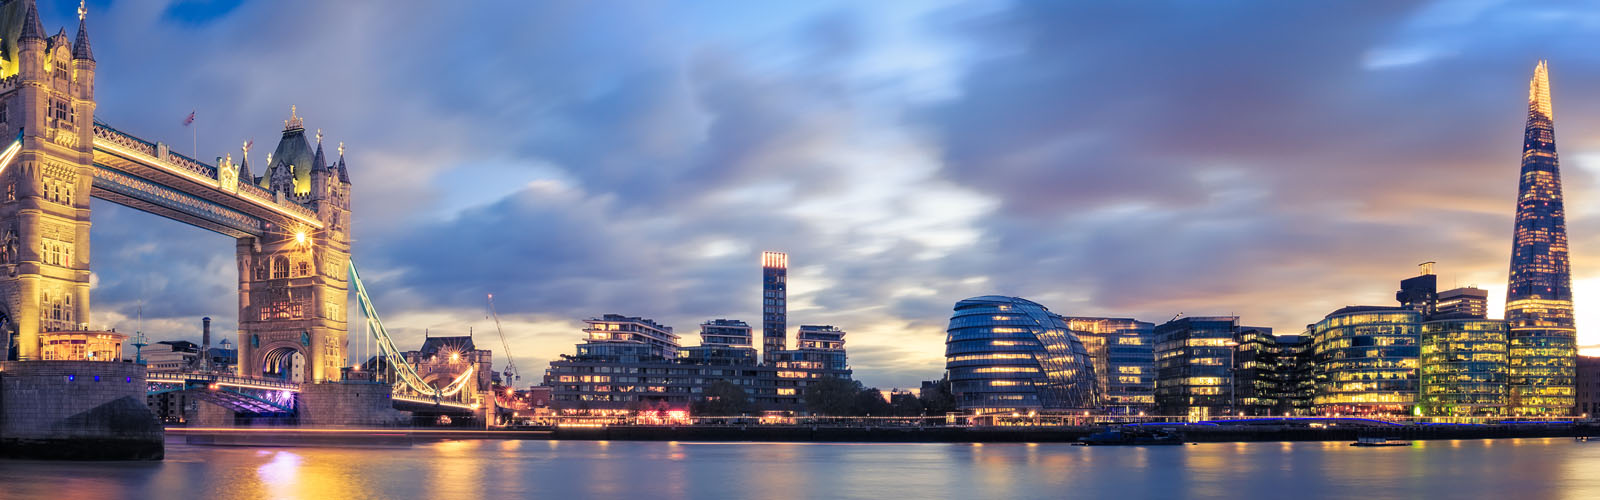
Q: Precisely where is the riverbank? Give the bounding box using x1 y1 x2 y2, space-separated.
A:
167 422 1600 446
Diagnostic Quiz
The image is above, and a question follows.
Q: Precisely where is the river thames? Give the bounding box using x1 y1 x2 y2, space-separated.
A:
2 437 1598 499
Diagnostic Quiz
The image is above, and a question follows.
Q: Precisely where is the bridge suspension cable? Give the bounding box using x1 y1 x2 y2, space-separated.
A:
349 261 475 403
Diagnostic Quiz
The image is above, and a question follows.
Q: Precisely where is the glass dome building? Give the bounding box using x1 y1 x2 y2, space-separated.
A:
944 296 1098 412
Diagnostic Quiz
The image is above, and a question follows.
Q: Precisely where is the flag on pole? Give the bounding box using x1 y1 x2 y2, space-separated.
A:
183 110 195 127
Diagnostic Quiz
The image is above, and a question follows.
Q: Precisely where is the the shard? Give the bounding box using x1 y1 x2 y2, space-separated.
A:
1504 60 1576 416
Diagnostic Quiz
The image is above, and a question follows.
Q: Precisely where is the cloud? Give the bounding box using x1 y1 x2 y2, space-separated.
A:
72 0 1600 390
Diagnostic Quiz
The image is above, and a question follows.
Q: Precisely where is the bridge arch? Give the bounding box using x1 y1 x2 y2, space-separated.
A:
259 344 306 383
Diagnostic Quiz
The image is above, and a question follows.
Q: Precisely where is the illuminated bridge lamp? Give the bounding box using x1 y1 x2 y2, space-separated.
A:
0 129 23 176
295 230 308 246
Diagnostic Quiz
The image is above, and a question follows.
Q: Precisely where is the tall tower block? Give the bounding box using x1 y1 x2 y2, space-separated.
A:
1504 61 1577 415
761 251 787 364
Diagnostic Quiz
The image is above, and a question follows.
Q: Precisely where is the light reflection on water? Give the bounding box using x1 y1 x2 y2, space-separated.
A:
0 438 1597 499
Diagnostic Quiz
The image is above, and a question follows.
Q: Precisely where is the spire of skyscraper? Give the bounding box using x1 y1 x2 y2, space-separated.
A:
1504 60 1576 416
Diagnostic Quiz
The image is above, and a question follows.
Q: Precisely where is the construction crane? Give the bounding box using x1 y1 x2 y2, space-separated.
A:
486 294 520 383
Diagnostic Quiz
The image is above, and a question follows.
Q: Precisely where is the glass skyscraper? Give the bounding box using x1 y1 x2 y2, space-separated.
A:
1504 61 1577 415
944 296 1098 412
761 251 787 365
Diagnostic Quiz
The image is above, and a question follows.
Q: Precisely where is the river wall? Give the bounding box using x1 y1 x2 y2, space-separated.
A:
0 361 164 460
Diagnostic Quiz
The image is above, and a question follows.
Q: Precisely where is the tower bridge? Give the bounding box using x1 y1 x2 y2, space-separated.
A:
0 0 489 440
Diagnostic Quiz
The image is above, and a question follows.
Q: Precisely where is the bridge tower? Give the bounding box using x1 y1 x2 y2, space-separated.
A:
0 1 96 360
234 110 351 382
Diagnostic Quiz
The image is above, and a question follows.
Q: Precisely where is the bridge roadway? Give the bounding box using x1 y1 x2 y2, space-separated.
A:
146 371 478 416
90 122 325 238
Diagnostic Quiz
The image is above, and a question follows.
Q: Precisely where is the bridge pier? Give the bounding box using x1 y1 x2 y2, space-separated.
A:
184 399 237 427
0 361 163 460
297 381 408 427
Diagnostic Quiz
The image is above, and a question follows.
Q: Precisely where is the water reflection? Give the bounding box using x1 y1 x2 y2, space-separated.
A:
0 437 1598 499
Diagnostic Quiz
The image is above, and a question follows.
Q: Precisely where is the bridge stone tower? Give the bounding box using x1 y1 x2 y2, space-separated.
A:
0 1 96 360
234 109 352 382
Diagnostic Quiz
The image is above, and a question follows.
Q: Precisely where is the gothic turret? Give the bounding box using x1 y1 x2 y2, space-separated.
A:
18 0 44 43
72 4 92 62
261 106 315 197
336 143 350 184
238 142 254 183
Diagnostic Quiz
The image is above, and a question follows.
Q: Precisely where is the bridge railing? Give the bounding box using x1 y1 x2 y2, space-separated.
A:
164 150 219 180
146 371 301 392
92 122 158 157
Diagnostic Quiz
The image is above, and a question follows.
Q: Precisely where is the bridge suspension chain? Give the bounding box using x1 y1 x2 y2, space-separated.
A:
349 261 475 403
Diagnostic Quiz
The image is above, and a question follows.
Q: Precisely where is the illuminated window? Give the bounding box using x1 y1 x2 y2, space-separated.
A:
273 256 290 279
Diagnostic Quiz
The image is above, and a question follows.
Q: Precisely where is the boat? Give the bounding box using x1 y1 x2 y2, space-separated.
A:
1078 429 1185 446
1351 436 1411 447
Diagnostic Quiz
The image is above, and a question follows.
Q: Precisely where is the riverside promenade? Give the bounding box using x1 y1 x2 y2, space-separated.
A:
168 419 1600 446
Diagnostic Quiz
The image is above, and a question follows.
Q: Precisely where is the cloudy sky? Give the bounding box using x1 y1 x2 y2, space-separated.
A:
56 0 1600 389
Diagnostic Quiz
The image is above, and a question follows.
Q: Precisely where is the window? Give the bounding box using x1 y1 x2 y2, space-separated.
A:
272 256 289 279
297 261 309 276
254 266 267 281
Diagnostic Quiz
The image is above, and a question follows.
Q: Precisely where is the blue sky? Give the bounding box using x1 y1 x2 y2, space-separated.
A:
60 0 1600 389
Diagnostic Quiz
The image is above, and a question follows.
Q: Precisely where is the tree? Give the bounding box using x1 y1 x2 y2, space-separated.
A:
803 376 862 416
854 388 892 416
919 376 957 416
890 392 923 416
692 379 755 416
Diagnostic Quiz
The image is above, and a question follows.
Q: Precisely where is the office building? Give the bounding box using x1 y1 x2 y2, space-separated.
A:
1154 316 1262 418
1504 61 1578 415
944 296 1098 413
1436 287 1489 319
1309 306 1421 416
1418 317 1509 416
1065 317 1156 414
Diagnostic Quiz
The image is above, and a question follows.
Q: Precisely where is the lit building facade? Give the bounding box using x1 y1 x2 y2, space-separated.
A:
1577 356 1600 417
545 315 851 412
761 251 788 365
1437 287 1489 318
1418 317 1509 416
944 296 1098 413
581 314 679 360
1234 327 1300 416
699 319 753 347
1310 306 1421 416
38 330 123 361
1065 316 1155 414
1154 316 1255 418
1504 61 1578 416
1276 335 1316 416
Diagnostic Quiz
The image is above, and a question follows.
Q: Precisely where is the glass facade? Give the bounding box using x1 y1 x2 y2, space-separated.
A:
944 296 1097 412
1418 318 1509 416
1154 316 1252 418
1065 317 1155 414
1504 61 1577 415
1310 306 1421 416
